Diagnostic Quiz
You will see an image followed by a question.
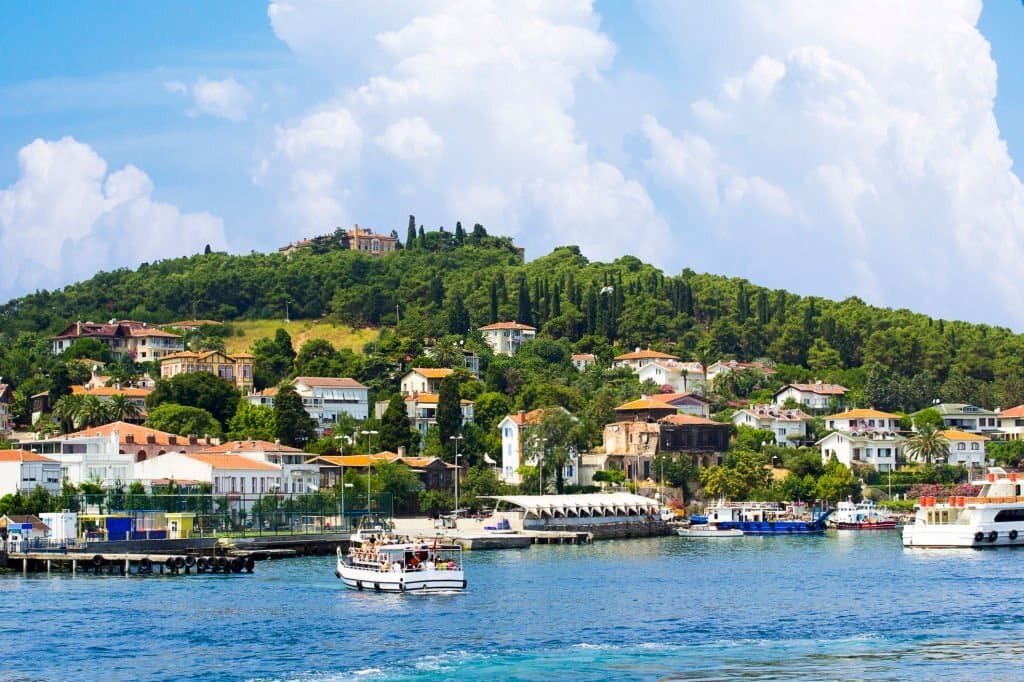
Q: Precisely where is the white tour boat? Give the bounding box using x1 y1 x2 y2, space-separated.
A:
902 467 1024 548
336 534 466 592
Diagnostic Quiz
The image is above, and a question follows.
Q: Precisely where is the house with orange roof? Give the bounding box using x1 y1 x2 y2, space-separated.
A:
401 368 455 396
307 452 458 495
135 452 282 510
64 421 218 463
614 396 678 423
70 384 151 420
636 360 705 394
204 439 318 494
50 320 184 360
0 450 61 497
612 348 680 372
495 407 575 484
478 321 536 356
732 404 812 447
601 414 729 480
938 430 988 467
824 408 902 434
400 393 475 436
159 349 254 393
774 381 848 413
244 378 368 427
424 345 481 376
706 359 777 385
997 403 1024 440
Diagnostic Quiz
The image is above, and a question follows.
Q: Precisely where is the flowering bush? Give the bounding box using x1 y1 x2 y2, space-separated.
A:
908 482 980 499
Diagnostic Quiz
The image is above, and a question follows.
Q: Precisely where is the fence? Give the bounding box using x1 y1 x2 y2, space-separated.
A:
62 491 394 539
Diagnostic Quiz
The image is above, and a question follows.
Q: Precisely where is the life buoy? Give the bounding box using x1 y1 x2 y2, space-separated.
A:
974 531 985 542
989 531 999 542
1010 530 1019 541
91 554 104 568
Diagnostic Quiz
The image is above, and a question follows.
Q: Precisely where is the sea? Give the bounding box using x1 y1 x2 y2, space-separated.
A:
4 532 1024 681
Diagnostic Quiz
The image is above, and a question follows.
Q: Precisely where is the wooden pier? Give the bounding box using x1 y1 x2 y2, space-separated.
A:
1 549 288 576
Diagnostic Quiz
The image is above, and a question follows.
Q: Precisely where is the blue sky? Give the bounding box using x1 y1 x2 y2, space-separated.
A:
2 1 1024 329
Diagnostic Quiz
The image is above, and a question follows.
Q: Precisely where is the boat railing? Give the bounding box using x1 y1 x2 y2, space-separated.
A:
919 495 1024 507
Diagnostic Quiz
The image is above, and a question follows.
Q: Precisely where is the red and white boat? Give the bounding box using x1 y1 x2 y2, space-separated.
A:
832 499 898 530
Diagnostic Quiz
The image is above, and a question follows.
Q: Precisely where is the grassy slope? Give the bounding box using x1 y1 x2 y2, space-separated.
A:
222 319 380 355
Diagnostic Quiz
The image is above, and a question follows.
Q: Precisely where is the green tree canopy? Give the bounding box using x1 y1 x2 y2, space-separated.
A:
147 371 240 426
145 403 222 438
273 385 318 448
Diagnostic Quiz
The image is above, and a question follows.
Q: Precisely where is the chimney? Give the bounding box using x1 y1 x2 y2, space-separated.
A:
125 434 135 444
398 446 406 458
76 320 82 335
168 436 177 445
274 438 281 448
146 435 156 444
188 434 197 445
635 347 640 353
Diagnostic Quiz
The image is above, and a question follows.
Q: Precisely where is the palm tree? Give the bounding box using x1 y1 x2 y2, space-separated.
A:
106 394 142 423
905 424 949 465
51 394 86 434
430 337 462 369
77 395 109 428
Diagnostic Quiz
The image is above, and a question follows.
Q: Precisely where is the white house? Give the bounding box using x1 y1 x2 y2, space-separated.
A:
23 432 134 488
0 383 13 433
612 348 680 372
706 360 777 384
202 440 319 495
247 377 369 426
997 403 1024 440
0 450 62 497
657 392 711 418
824 408 901 434
818 432 905 472
400 368 454 396
135 452 282 510
921 403 1000 435
496 407 573 484
402 393 475 437
424 346 481 376
478 321 536 356
571 353 597 371
774 382 849 412
636 361 706 394
939 430 988 467
731 404 811 447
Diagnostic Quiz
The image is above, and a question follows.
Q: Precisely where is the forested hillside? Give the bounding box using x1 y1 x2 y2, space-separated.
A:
2 219 1024 425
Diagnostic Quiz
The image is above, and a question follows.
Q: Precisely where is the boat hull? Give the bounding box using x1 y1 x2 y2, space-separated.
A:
336 561 466 592
678 526 743 538
902 523 1024 548
835 520 898 531
714 520 827 535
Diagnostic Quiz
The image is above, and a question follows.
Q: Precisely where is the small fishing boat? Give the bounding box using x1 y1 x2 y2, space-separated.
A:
832 499 898 530
677 525 743 538
336 534 466 592
700 501 832 535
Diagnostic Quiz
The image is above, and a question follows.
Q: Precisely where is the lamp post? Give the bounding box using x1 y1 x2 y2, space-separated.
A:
450 434 463 517
360 429 378 513
335 433 349 527
539 438 548 495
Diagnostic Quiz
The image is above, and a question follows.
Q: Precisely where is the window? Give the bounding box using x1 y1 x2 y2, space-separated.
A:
957 443 966 450
971 443 980 450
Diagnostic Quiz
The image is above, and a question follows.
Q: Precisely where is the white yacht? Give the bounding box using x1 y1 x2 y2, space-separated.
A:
336 535 466 592
902 467 1024 548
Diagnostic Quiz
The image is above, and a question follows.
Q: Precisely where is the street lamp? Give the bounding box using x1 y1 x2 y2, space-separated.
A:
450 434 464 517
334 433 350 527
360 429 378 513
538 438 548 495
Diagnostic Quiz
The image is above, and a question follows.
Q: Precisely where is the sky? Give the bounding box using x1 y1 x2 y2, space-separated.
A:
2 1 1024 329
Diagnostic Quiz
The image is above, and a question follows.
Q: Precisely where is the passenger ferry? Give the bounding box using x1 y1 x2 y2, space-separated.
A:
335 534 466 592
701 501 833 535
832 499 898 530
902 467 1024 548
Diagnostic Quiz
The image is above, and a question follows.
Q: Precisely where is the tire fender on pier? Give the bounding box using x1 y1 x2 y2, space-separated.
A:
91 555 104 568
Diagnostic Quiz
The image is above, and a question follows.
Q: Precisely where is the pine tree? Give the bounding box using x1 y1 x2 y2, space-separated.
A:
489 281 499 323
454 221 465 245
418 226 426 249
436 376 463 460
274 386 318 448
380 393 412 453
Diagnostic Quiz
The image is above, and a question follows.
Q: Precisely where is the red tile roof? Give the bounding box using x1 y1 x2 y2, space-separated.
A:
614 349 679 361
408 368 455 379
779 383 849 396
658 391 710 404
999 404 1024 418
202 440 303 454
71 385 152 398
0 450 57 463
184 453 281 471
478 321 536 331
659 414 721 426
294 376 367 389
69 421 184 446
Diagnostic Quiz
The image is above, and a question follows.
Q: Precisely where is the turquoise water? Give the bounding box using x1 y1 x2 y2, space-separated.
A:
4 532 1024 681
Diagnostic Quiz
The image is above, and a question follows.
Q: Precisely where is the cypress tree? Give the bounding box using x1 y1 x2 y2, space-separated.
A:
454 221 465 245
518 278 533 326
418 225 426 249
406 215 417 249
436 376 463 460
274 386 318 448
489 281 499 323
380 393 412 453
447 293 469 335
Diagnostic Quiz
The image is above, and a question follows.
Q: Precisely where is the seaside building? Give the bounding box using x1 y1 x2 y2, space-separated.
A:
915 403 1000 436
996 403 1024 440
774 381 849 413
612 348 680 372
731 404 812 447
705 360 777 385
937 429 988 468
0 450 61 497
400 368 455 396
308 451 458 493
63 422 218 463
50 320 184 360
496 407 574 485
134 452 282 510
202 440 319 494
818 431 905 472
159 350 255 393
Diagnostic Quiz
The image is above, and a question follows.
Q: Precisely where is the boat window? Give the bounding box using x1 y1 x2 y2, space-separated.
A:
993 509 1024 522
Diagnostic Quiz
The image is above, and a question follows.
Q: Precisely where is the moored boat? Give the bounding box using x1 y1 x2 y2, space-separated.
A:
677 524 743 538
701 501 832 535
832 499 898 530
902 467 1024 548
336 535 466 592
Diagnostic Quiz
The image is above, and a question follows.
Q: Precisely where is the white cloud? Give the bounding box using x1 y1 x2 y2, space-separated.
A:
262 1 672 261
638 0 1024 325
0 137 226 298
167 76 253 122
375 117 442 161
